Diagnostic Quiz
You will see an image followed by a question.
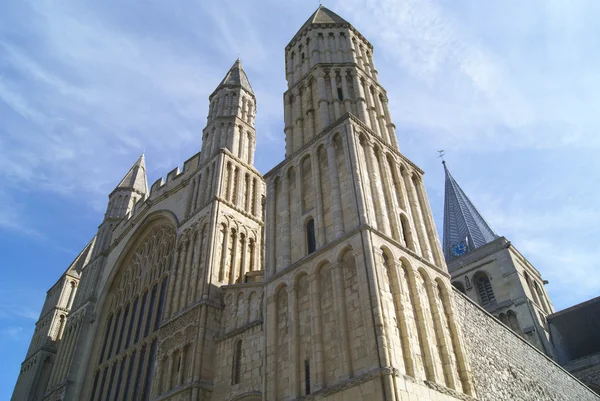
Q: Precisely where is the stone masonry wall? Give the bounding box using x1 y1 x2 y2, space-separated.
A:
453 290 599 400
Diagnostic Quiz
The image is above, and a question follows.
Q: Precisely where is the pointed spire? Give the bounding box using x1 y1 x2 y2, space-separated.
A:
298 6 350 32
442 161 498 263
116 154 148 195
211 58 254 98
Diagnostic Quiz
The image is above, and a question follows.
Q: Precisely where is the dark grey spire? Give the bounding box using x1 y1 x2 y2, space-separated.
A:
442 161 498 262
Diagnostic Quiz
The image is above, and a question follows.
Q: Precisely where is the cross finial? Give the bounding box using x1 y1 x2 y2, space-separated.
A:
438 150 445 162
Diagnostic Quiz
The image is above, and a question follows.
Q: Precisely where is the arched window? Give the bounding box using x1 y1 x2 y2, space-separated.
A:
232 340 242 384
91 224 176 401
507 310 523 335
306 219 316 254
451 281 466 294
400 214 415 251
474 272 496 306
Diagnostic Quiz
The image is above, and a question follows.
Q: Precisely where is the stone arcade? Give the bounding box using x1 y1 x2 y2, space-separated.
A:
11 6 599 401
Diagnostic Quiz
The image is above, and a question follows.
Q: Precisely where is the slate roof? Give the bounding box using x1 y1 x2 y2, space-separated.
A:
298 5 350 32
442 161 498 262
212 58 254 97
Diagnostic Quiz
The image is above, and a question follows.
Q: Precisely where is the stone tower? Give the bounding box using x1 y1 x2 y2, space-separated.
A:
442 160 555 355
263 6 474 400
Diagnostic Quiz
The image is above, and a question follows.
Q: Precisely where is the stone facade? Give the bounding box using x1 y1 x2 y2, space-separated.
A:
11 5 598 401
448 237 554 355
454 290 598 400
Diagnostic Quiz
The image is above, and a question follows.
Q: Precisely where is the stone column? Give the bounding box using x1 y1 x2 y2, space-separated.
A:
236 166 244 206
281 173 291 267
316 71 330 131
326 139 344 237
426 280 459 390
329 71 341 120
292 87 303 151
284 94 293 156
379 151 401 242
345 127 368 223
180 234 195 310
249 137 256 165
373 90 389 143
305 82 315 140
310 32 320 67
330 263 353 377
239 236 248 283
226 164 235 203
405 172 433 262
245 175 253 213
311 152 326 247
308 274 325 390
365 85 381 137
219 227 229 282
267 295 278 400
267 180 276 277
400 169 422 254
171 240 188 315
229 232 239 285
288 285 299 398
351 71 369 125
393 261 416 376
381 97 398 148
415 178 444 266
363 141 384 231
341 70 352 114
334 32 343 63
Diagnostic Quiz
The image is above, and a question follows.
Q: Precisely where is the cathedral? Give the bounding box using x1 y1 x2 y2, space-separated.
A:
11 6 600 401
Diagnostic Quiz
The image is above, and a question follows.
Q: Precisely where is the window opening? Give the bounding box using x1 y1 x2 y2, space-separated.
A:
232 340 242 384
305 359 311 395
306 219 316 254
476 274 496 306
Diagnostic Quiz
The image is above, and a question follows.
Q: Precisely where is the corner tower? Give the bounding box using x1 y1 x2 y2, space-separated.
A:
442 161 555 356
264 7 475 400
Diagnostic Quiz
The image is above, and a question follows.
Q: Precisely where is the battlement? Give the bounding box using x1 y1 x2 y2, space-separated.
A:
114 151 202 231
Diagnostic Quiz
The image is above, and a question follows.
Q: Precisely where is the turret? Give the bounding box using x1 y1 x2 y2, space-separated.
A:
92 155 148 258
201 59 257 165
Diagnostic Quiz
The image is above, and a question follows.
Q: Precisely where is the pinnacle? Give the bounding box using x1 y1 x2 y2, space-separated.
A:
116 154 148 195
211 58 254 98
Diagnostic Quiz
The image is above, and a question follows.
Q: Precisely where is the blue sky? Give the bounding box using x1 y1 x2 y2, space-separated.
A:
1 0 599 397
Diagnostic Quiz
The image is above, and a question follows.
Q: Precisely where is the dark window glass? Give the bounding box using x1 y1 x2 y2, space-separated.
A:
154 279 168 331
232 340 242 384
307 219 316 254
144 285 157 338
98 367 108 401
337 88 343 101
107 310 121 360
142 340 158 401
135 292 147 343
90 371 100 401
123 351 136 399
116 305 129 354
305 359 311 395
134 345 147 398
114 358 126 401
125 297 138 349
105 363 117 401
99 315 113 364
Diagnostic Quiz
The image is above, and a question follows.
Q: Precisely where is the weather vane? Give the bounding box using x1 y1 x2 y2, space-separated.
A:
438 150 445 161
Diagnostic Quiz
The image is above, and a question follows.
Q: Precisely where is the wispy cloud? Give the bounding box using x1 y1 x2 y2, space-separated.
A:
1 326 24 341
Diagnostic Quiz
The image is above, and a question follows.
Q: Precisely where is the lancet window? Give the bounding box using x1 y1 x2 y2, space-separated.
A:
474 272 496 306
